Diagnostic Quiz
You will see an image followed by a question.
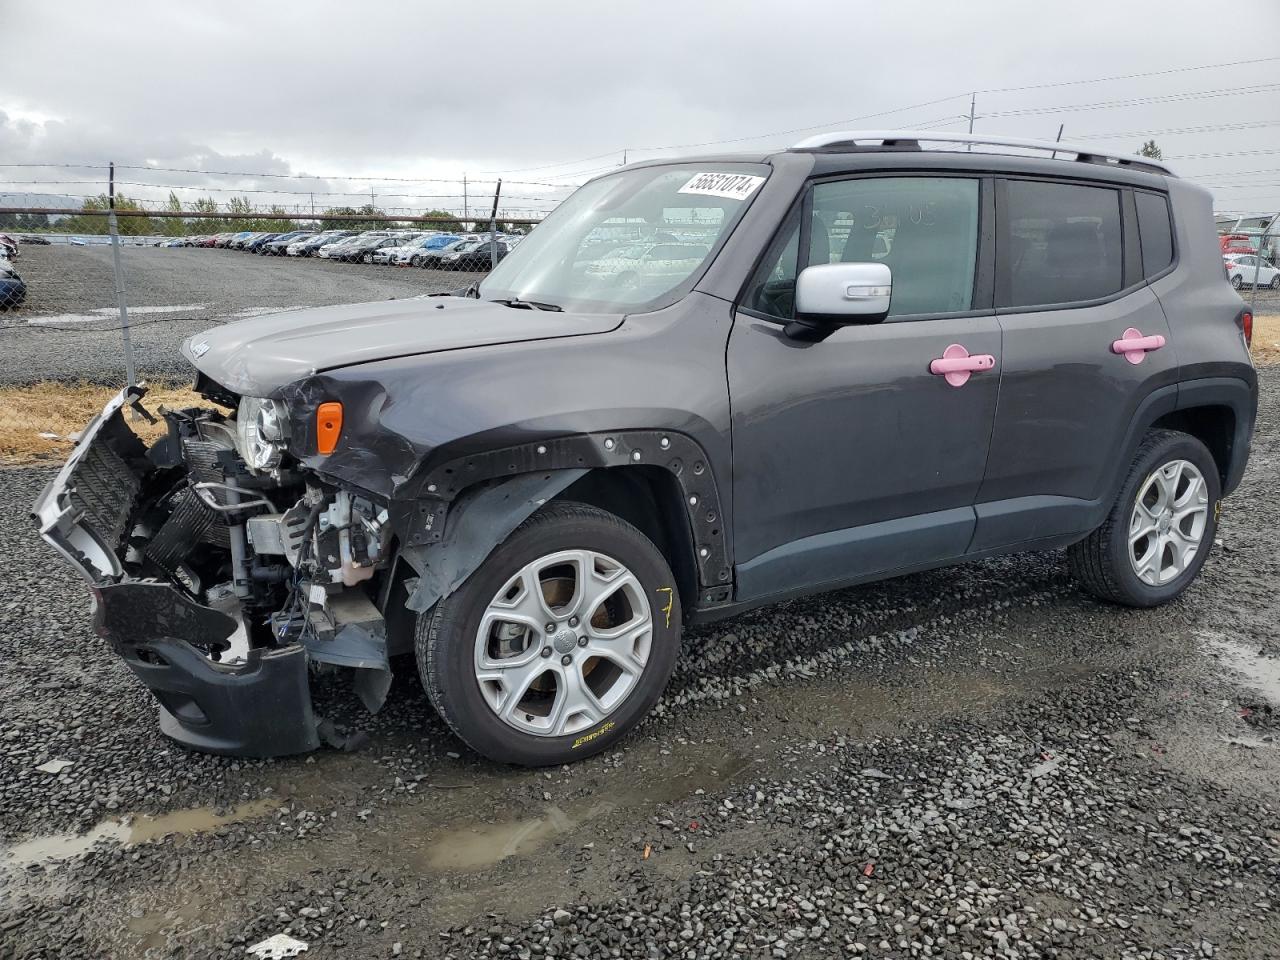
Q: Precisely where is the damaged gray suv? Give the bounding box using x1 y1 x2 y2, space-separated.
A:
34 132 1257 765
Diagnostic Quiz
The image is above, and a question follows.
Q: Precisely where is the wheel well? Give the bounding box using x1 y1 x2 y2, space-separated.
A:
1151 405 1235 486
556 468 699 618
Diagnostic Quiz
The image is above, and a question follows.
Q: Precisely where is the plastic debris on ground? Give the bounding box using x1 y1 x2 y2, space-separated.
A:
246 933 309 958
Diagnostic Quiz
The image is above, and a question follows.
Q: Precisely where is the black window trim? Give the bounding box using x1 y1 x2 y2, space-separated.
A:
734 170 995 326
1133 187 1180 284
993 174 1160 315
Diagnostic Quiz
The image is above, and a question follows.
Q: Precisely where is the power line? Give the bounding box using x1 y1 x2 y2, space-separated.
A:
982 83 1280 119
485 54 1280 173
1169 148 1280 160
1075 120 1280 141
974 54 1280 95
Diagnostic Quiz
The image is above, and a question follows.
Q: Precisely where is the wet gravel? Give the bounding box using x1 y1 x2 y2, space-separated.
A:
0 367 1276 958
0 244 484 386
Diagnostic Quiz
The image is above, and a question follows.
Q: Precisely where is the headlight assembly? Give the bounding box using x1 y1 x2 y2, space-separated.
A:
236 396 289 472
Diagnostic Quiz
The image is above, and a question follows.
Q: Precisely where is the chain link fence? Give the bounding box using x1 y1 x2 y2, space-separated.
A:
0 162 581 384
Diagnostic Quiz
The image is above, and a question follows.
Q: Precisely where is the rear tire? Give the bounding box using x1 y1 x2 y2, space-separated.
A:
1231 274 1244 289
415 501 681 766
1068 429 1219 607
1271 276 1280 290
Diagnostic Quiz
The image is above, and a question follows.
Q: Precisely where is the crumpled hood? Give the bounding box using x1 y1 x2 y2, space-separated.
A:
182 297 622 396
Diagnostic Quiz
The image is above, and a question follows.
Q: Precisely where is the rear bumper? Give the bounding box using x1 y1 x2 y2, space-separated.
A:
32 387 321 758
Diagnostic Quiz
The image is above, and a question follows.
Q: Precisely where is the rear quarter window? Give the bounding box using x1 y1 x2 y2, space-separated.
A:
1134 191 1174 278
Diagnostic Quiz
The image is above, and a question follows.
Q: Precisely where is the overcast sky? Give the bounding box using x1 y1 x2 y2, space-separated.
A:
2 0 1279 215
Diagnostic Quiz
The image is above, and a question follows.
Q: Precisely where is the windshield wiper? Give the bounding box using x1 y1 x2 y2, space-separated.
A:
491 297 563 312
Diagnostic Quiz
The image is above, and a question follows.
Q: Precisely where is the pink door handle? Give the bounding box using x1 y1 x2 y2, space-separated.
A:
930 343 996 387
1111 327 1166 364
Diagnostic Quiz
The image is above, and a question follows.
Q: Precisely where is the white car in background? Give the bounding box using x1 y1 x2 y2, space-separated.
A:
1224 253 1280 290
317 236 366 259
372 233 430 265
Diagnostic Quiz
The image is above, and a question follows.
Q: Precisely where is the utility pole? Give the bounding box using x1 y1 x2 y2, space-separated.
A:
622 149 628 166
463 174 469 225
106 162 137 386
966 93 976 150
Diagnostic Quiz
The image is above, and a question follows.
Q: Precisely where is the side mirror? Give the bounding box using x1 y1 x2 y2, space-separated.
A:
786 262 892 341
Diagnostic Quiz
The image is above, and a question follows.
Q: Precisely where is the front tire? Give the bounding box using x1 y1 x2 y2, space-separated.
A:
1068 429 1219 607
1231 274 1244 289
416 501 681 765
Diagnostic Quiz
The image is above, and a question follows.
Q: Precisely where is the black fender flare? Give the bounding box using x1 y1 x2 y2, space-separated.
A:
1098 375 1255 519
399 469 587 615
408 430 731 597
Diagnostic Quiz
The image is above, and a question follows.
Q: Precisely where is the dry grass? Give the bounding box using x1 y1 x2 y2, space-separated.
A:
0 382 211 464
1251 313 1280 366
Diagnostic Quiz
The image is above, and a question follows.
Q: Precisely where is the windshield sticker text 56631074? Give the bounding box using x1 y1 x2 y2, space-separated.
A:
678 172 765 202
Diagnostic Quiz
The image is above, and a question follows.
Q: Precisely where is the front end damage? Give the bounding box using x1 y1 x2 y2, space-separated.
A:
32 386 399 757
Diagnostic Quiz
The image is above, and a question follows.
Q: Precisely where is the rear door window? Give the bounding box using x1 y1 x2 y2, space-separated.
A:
1135 191 1174 278
1000 180 1123 308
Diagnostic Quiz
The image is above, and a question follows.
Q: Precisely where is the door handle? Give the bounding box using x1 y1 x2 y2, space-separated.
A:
1111 327 1166 365
930 343 996 387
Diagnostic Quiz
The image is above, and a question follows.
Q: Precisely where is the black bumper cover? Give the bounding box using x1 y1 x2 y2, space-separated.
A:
95 581 320 758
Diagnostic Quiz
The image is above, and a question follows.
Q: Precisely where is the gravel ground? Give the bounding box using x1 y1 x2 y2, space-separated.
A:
0 352 1276 958
0 245 486 385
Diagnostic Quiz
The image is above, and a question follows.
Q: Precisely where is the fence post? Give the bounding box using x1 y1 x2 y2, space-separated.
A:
1248 215 1277 322
106 162 138 386
488 179 502 272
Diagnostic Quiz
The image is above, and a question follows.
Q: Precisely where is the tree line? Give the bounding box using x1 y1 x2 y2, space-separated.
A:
2 192 527 237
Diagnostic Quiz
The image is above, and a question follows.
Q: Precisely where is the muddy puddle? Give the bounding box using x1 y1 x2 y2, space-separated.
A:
1200 631 1280 705
1 798 280 875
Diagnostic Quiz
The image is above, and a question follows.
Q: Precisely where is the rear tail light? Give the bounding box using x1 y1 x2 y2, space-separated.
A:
1240 310 1253 348
316 402 343 454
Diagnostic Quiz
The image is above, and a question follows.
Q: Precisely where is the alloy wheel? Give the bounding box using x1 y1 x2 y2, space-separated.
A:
1128 459 1209 586
473 549 652 737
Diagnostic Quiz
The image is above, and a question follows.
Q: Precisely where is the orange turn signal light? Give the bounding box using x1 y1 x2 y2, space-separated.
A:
316 402 343 455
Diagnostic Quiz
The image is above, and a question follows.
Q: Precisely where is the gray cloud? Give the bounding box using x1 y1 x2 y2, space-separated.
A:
2 0 1279 212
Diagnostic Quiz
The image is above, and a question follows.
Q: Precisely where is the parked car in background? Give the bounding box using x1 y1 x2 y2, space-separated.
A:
372 233 429 264
317 235 366 259
1224 253 1280 289
414 237 472 269
334 235 400 263
18 234 51 245
293 231 354 256
440 238 517 271
262 232 313 255
0 234 19 259
244 233 284 253
1220 234 1259 257
387 235 437 265
0 262 25 308
409 234 464 266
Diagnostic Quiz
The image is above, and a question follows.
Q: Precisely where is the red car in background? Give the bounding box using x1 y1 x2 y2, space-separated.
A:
1220 233 1258 257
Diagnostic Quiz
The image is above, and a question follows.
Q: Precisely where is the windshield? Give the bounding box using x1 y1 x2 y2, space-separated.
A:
480 162 769 312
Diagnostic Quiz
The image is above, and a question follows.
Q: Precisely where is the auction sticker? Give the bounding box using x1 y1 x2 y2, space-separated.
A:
678 172 765 201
